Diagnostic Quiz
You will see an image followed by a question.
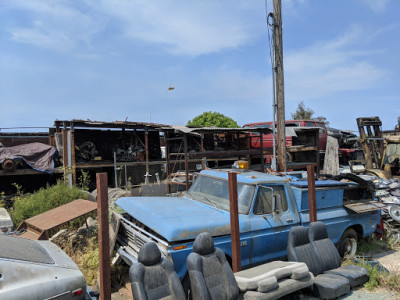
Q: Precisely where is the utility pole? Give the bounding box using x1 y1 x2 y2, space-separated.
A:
273 0 287 171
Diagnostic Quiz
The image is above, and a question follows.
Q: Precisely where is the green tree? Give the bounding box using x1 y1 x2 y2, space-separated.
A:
291 101 314 120
291 101 330 126
187 111 239 128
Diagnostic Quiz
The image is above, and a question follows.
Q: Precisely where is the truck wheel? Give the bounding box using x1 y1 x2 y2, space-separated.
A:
337 229 358 259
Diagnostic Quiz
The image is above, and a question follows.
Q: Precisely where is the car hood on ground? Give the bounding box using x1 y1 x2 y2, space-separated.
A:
116 196 250 242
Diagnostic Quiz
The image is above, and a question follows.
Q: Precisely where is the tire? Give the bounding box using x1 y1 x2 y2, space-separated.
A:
337 228 358 259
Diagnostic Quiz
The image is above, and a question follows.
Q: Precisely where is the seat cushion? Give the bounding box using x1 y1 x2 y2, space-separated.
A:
324 265 368 287
313 273 350 299
234 261 308 292
243 274 314 300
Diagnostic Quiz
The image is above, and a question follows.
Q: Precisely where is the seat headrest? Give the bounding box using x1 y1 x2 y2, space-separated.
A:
308 221 328 242
288 226 310 247
193 232 215 255
138 242 161 266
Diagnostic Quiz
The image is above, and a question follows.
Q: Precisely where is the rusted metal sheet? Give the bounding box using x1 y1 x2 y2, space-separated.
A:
15 199 97 240
229 171 241 272
54 119 169 130
344 201 383 213
307 165 317 223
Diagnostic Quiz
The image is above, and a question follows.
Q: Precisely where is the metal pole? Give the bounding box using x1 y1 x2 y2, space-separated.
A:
228 172 241 272
307 165 317 223
96 173 111 300
273 0 287 172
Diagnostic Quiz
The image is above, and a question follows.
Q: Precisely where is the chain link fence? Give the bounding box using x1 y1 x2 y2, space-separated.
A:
113 160 204 189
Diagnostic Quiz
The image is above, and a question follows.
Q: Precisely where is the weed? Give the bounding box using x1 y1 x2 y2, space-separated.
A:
352 259 400 293
0 192 5 207
357 236 396 256
78 170 91 191
10 180 87 226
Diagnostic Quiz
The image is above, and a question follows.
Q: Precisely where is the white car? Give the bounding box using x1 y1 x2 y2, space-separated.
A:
0 207 14 235
0 235 87 300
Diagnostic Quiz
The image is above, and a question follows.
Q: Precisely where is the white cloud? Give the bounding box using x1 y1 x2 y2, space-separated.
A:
361 0 390 13
4 0 262 56
6 0 104 54
284 25 387 99
94 0 261 56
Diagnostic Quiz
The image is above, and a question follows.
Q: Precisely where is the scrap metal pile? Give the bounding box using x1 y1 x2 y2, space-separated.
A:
336 173 400 243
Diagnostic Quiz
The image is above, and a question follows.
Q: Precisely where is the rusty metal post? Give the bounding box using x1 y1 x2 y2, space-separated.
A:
96 173 111 300
183 134 189 190
228 172 241 272
260 132 264 172
307 165 317 223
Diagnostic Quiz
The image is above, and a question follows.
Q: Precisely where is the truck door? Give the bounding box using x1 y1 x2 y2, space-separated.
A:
250 184 299 265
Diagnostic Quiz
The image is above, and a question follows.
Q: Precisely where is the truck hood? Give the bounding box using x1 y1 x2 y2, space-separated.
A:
116 196 250 242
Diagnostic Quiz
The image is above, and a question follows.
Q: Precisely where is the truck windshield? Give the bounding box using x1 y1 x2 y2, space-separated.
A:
187 175 254 214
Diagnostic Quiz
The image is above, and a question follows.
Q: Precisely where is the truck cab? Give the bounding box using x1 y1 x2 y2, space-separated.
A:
243 120 328 151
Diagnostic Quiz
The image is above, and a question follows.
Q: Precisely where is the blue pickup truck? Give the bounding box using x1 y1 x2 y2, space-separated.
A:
115 169 380 282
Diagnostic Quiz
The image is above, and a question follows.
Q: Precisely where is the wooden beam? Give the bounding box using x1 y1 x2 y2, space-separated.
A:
273 0 287 172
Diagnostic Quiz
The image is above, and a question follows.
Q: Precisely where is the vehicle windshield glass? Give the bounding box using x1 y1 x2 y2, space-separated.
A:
187 175 255 214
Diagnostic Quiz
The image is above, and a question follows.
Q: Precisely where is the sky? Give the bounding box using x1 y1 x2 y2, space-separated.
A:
1 0 399 132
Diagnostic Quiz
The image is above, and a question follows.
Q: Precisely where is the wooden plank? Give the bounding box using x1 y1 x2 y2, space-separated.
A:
323 136 339 175
23 199 97 231
345 201 382 213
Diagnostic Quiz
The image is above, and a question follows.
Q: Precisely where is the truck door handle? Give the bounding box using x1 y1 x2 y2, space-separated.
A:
286 219 294 223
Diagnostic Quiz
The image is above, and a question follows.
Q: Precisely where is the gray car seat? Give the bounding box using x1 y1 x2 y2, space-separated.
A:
308 221 368 287
287 226 350 299
129 242 186 300
187 232 239 300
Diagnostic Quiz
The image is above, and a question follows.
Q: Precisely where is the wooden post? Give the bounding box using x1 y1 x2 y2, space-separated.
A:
184 134 189 190
273 0 287 172
96 173 111 300
62 129 68 183
70 126 76 186
228 172 241 272
165 132 171 194
307 165 317 223
145 129 149 175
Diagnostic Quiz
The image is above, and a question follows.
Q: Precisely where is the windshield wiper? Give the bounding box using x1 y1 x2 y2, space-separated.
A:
189 192 219 211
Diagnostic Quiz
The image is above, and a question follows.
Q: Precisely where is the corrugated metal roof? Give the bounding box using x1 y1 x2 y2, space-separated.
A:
54 119 170 130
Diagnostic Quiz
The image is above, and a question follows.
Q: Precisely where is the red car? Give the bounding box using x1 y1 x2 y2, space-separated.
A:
243 120 328 151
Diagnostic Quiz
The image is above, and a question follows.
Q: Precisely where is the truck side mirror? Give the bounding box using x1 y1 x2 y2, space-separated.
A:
271 194 282 213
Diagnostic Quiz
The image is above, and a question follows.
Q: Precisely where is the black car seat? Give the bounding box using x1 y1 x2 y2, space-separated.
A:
129 242 186 300
287 225 351 299
187 232 239 300
308 221 368 287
